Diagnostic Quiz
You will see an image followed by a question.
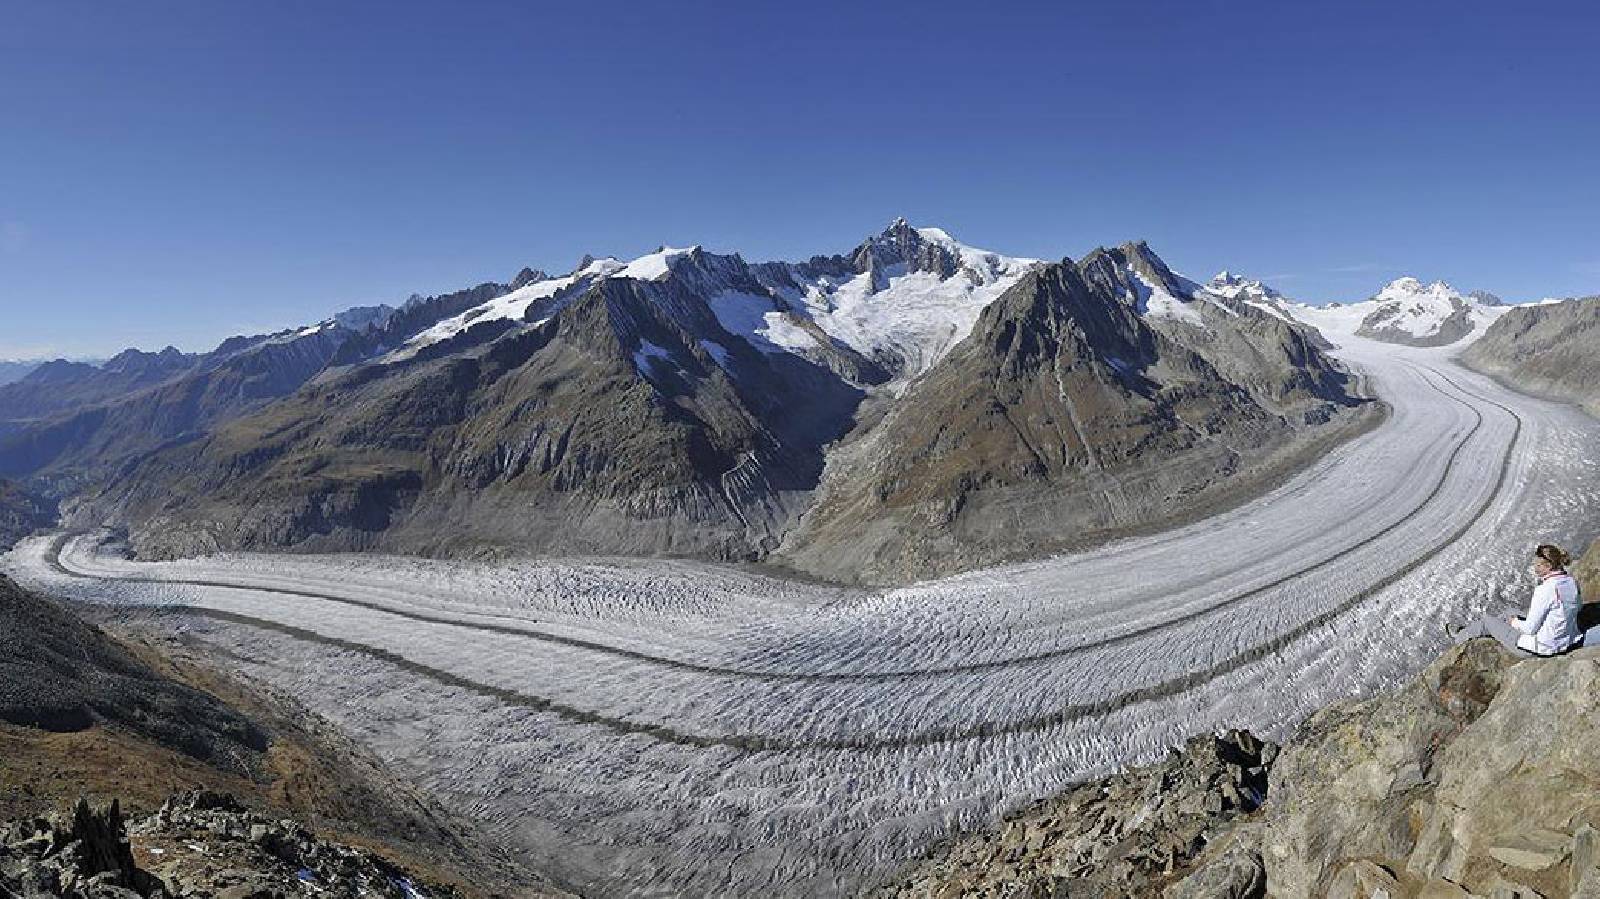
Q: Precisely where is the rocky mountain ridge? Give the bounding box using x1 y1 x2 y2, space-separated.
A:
1461 295 1600 418
55 223 1375 583
1 791 473 898
777 242 1374 582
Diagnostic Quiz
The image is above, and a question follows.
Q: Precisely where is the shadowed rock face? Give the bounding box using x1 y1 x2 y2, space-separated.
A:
0 575 266 763
0 798 159 897
0 478 53 549
75 255 869 562
1461 295 1600 418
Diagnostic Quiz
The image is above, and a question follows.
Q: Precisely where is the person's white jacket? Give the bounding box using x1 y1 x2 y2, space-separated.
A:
1514 571 1583 655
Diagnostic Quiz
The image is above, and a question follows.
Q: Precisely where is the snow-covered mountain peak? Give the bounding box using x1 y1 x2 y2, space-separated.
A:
912 225 1039 283
755 221 1042 382
576 255 624 277
1207 271 1284 300
1373 276 1460 303
1288 274 1509 346
615 245 702 281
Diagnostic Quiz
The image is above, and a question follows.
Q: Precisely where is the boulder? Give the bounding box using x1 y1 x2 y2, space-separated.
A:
1406 653 1600 885
1260 640 1510 896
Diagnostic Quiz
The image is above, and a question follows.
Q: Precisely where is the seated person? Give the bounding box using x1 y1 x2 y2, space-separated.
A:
1453 544 1582 656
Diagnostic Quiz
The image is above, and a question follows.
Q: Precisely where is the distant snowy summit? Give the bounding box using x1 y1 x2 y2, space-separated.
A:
1203 271 1301 320
1286 276 1510 348
1353 277 1508 346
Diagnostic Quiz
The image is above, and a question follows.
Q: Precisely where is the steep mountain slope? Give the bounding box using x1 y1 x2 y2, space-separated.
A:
69 223 1040 563
73 249 873 560
0 277 544 498
774 243 1375 583
0 479 53 550
747 217 1039 384
0 360 43 386
65 224 1369 583
1460 295 1600 417
0 326 366 496
0 572 265 749
0 575 564 895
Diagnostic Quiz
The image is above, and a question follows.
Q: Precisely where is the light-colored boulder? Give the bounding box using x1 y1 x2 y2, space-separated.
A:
1261 640 1510 896
1416 879 1472 898
1406 656 1600 885
1165 826 1267 899
1484 829 1570 871
1325 859 1401 899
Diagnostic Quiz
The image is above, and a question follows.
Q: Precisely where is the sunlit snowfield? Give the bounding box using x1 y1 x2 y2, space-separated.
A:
8 331 1600 897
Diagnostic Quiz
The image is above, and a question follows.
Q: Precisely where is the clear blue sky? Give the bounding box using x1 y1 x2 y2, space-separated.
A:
2 0 1597 358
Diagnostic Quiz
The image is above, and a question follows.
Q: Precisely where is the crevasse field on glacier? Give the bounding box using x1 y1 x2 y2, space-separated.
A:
6 330 1600 897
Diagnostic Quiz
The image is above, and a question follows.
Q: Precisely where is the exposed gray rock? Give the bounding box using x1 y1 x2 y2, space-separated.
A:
1 791 465 898
873 729 1276 897
0 799 158 898
1164 830 1267 899
1260 639 1511 896
879 546 1600 898
0 574 266 765
1460 295 1600 418
777 242 1374 583
0 477 54 549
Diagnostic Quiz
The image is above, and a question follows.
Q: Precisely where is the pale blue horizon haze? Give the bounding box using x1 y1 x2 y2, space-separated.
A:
1 0 1598 358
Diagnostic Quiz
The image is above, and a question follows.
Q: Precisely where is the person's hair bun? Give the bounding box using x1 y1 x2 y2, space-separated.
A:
1536 544 1572 569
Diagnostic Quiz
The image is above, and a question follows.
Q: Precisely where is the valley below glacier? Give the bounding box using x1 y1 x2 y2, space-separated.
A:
6 334 1600 898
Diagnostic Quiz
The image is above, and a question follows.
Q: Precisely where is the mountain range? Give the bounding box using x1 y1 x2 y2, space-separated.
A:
0 220 1461 582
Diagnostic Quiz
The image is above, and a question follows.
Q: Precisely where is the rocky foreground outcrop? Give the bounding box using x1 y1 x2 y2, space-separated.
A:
0 573 266 759
1 790 455 898
0 576 567 896
878 565 1600 897
874 730 1276 897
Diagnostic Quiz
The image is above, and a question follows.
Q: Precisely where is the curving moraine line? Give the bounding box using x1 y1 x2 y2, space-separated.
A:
54 364 1491 681
44 364 1523 751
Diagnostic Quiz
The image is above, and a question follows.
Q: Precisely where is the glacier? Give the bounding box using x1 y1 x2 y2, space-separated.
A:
5 307 1599 897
